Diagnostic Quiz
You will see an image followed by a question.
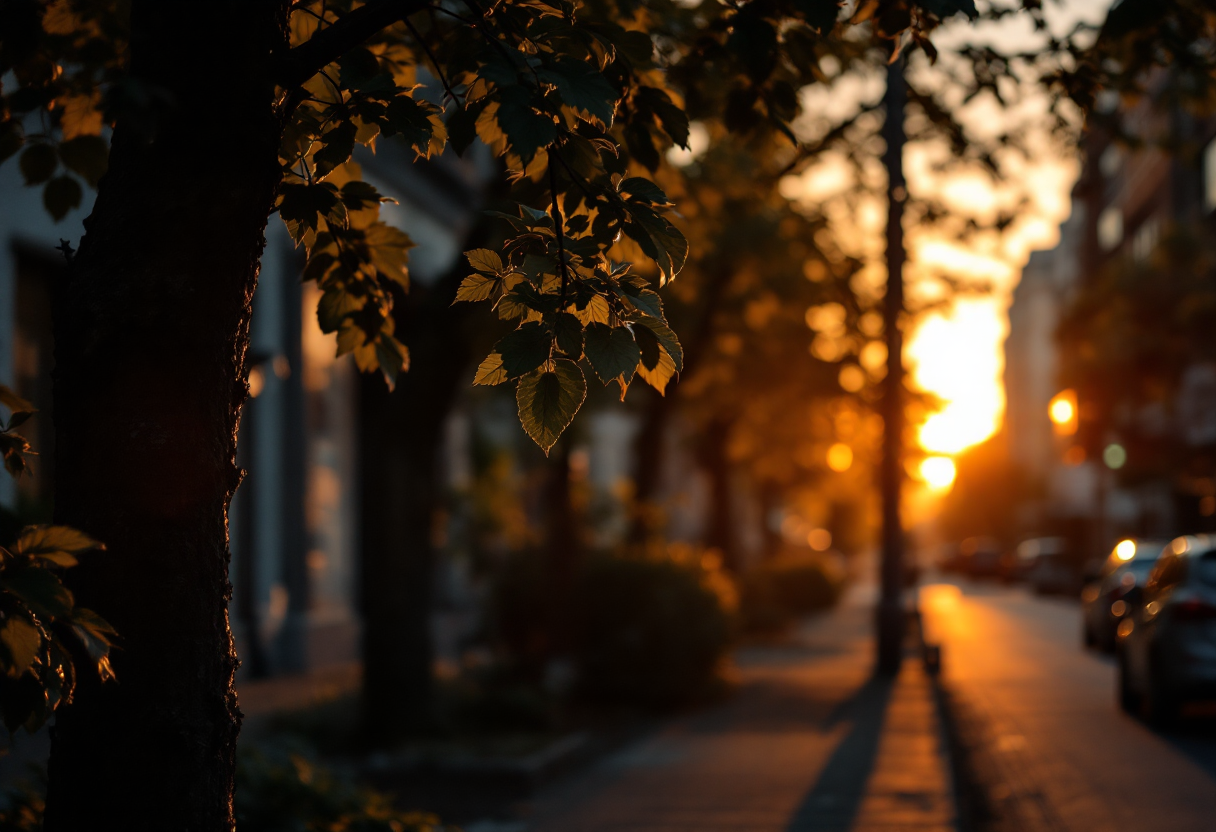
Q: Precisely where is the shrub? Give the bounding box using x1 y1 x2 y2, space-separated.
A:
741 552 845 633
235 744 449 832
572 546 734 708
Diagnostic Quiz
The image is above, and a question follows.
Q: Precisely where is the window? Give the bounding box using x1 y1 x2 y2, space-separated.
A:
1097 207 1123 252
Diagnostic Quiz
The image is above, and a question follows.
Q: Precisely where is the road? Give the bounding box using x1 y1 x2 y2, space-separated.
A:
921 577 1216 832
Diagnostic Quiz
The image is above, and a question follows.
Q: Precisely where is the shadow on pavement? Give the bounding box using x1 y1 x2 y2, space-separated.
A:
784 672 895 832
1162 714 1216 778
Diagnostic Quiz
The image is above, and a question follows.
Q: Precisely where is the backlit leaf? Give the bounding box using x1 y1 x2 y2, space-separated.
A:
0 615 41 679
473 352 509 386
497 321 553 378
636 344 677 395
516 359 587 453
466 248 504 274
455 273 501 303
583 323 640 385
13 525 102 567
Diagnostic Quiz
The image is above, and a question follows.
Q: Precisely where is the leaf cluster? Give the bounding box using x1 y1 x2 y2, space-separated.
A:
0 386 115 737
0 524 114 735
0 0 124 219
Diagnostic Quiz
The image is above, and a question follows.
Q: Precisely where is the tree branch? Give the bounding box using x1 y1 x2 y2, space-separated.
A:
278 0 431 89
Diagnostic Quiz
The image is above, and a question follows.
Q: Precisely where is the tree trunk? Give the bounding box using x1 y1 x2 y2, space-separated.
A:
544 438 578 653
701 417 738 571
359 252 489 742
629 264 734 543
44 3 290 828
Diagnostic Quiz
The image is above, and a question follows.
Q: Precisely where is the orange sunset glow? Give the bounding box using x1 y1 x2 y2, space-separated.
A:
781 0 1111 471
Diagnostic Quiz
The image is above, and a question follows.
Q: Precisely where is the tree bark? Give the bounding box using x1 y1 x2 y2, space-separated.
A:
45 3 291 828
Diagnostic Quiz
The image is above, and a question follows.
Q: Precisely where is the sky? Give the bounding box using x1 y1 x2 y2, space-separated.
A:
783 0 1113 470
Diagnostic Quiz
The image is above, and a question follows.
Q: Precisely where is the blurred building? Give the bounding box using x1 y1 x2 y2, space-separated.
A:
1005 78 1216 551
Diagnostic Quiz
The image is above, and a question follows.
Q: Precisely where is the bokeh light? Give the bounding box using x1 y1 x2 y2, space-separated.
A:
1103 443 1127 470
1115 539 1136 561
807 528 832 551
826 443 853 472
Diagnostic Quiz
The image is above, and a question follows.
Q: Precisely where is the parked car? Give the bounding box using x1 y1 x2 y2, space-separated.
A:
957 536 1003 578
1027 549 1078 595
1118 535 1216 727
1001 537 1067 583
1081 538 1165 651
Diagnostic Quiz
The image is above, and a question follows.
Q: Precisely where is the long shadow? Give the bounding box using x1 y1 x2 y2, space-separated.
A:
784 672 895 832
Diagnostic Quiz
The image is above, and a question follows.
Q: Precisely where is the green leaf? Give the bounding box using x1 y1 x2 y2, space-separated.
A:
620 286 663 319
316 288 365 333
448 105 479 156
553 312 584 358
473 352 509 386
495 88 556 167
583 323 640 385
496 321 552 378
313 121 357 179
516 359 587 453
637 343 677 395
13 525 103 567
383 95 438 158
619 177 670 205
622 203 688 284
466 248 504 274
339 180 384 212
43 176 82 221
631 316 683 372
454 273 501 303
0 614 41 678
635 322 661 370
57 135 109 187
537 59 618 126
3 566 74 621
638 87 689 148
19 144 56 185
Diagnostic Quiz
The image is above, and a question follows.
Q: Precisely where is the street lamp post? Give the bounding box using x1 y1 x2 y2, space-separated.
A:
877 52 907 675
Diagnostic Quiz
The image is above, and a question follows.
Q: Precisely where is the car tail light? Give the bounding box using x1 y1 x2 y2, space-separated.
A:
1173 599 1216 622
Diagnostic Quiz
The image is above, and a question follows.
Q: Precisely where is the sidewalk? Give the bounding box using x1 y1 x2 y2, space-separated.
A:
512 586 957 832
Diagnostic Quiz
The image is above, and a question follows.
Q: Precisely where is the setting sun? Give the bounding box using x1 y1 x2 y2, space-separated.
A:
907 300 1006 455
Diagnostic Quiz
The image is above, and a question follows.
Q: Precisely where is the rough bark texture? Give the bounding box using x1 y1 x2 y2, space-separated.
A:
45 3 291 828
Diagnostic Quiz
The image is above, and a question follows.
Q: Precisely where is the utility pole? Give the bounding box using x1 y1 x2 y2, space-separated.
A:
877 51 907 675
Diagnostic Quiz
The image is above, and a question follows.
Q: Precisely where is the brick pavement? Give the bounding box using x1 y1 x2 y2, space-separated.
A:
515 587 957 832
